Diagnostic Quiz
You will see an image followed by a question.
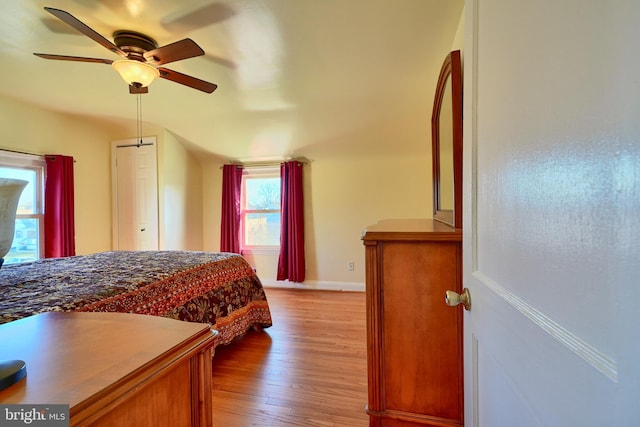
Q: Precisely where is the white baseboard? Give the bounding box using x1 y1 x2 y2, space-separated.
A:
261 279 365 292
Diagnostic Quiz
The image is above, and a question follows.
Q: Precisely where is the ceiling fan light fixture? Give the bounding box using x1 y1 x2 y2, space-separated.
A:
112 59 159 87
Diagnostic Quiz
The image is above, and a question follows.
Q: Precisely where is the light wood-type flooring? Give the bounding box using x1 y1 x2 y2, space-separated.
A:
212 288 369 426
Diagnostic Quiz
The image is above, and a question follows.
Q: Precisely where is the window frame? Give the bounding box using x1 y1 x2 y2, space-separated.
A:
0 150 46 262
240 166 281 254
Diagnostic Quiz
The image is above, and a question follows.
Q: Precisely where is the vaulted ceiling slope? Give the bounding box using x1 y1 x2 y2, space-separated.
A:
0 0 464 161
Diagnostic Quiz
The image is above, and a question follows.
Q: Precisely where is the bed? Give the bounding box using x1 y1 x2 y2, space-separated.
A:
0 250 272 347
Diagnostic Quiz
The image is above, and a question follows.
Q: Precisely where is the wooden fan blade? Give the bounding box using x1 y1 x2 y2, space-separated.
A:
158 67 217 93
34 53 113 64
44 7 126 57
145 39 204 66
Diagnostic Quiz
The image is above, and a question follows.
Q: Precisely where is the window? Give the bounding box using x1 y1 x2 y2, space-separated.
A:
240 167 281 251
0 151 45 264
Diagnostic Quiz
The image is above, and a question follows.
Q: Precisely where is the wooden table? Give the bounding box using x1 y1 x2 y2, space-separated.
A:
0 312 217 427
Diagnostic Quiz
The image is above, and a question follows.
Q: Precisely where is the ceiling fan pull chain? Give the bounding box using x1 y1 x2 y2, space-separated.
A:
137 93 142 147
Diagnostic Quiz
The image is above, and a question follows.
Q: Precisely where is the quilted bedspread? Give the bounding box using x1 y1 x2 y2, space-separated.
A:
0 251 272 347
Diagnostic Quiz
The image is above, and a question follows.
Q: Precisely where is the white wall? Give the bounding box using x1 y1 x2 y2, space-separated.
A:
200 109 437 290
199 8 467 291
0 96 206 255
159 129 203 250
0 96 113 254
1 92 432 288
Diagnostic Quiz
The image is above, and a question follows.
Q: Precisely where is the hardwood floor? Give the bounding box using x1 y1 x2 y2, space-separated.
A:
212 288 369 426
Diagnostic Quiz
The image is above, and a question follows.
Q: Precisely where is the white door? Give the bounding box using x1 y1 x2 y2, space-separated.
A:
112 137 159 251
462 1 640 426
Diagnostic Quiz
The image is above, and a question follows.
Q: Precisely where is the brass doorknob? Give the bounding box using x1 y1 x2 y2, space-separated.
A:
445 288 471 311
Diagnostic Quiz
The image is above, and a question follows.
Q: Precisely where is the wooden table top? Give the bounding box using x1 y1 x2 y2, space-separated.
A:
362 218 462 242
0 312 215 406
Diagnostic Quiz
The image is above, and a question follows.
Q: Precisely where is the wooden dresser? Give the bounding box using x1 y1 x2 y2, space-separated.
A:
362 219 463 427
0 312 216 427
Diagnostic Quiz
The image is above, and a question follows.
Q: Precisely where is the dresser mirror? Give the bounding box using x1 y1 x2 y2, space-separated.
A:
431 50 462 228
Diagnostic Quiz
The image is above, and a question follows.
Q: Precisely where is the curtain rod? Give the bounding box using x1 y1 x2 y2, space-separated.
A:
220 157 311 170
1 148 77 163
0 148 43 157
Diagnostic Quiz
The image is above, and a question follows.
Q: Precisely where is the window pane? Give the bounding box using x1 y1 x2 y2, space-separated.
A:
0 166 36 214
245 177 280 210
0 161 42 264
4 218 39 264
244 213 281 246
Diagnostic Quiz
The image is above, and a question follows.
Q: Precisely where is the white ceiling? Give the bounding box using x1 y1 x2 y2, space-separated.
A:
0 0 463 161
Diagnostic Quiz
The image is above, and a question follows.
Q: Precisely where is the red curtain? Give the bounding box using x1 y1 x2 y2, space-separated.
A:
220 164 243 253
44 155 75 258
277 161 305 282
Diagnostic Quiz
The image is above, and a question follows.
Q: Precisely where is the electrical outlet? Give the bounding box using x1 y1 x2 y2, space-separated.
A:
347 260 355 271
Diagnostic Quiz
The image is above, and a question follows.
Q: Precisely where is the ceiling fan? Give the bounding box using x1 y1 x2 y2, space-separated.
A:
33 7 218 94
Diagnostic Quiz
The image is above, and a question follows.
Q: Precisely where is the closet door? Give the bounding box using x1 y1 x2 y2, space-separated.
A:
111 137 159 251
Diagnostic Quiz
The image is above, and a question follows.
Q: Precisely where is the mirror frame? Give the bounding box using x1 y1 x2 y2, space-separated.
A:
431 49 463 228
